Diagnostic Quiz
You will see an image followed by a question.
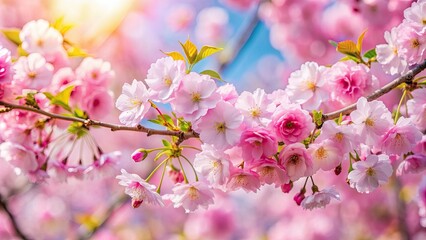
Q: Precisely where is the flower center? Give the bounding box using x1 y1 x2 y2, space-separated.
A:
412 38 420 48
365 118 375 127
27 71 37 79
36 39 44 47
191 92 201 103
215 122 226 133
289 154 300 165
423 19 426 25
315 147 327 160
366 167 376 176
250 107 261 118
164 76 172 86
335 132 344 142
286 122 294 129
307 81 316 91
131 98 142 106
188 186 199 200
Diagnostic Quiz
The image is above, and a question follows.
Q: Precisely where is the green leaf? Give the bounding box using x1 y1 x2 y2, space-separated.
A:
161 51 185 62
153 150 168 161
1 28 22 46
43 85 75 112
148 119 162 125
363 48 377 59
162 114 174 128
162 139 172 148
178 119 191 132
337 40 360 58
23 92 39 109
328 40 338 47
312 110 323 127
200 70 224 82
67 122 88 138
195 45 223 63
356 29 367 53
51 16 73 35
73 108 87 119
66 46 89 57
180 39 198 64
17 45 28 57
339 55 360 63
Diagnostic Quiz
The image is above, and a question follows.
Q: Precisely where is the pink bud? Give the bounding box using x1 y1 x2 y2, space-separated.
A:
131 149 148 162
281 182 293 193
168 168 184 184
132 199 143 208
293 191 305 206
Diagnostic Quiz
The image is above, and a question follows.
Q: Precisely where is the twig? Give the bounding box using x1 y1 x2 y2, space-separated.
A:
0 101 199 140
0 195 29 240
323 59 426 121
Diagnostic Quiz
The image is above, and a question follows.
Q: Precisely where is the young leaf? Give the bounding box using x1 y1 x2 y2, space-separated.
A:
195 45 223 63
356 29 368 53
200 70 224 82
179 39 198 64
312 110 323 127
55 85 74 106
178 119 191 132
43 85 75 112
161 50 185 62
67 122 88 138
363 48 377 59
66 46 89 57
337 40 359 58
1 28 22 46
51 16 73 35
328 40 338 47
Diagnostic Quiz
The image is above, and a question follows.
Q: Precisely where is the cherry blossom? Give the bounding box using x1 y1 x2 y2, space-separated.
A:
279 143 314 181
194 144 231 187
235 88 272 127
380 117 423 155
167 181 214 213
19 19 63 57
301 187 340 210
239 127 277 163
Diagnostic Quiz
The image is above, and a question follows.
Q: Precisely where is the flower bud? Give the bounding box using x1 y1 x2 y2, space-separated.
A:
281 181 293 193
131 148 148 162
334 163 342 175
293 190 305 206
168 167 184 184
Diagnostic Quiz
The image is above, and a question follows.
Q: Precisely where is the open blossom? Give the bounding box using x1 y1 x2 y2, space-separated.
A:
348 154 393 193
285 61 328 110
167 181 214 213
0 46 12 83
350 97 393 146
252 158 288 187
82 90 113 119
404 0 426 28
216 83 238 104
196 101 243 150
116 169 164 208
226 168 261 193
308 139 341 171
239 127 277 162
13 53 53 90
235 88 272 127
301 187 340 210
270 104 314 144
19 19 63 57
376 26 408 75
397 21 426 65
279 143 314 181
326 61 377 105
407 88 426 131
84 151 120 178
380 117 423 155
396 154 426 176
115 79 151 126
171 72 220 122
316 120 356 154
0 142 39 173
145 57 186 102
194 144 231 187
76 57 114 87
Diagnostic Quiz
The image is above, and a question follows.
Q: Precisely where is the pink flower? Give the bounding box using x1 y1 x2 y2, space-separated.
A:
168 167 184 184
252 158 288 187
347 154 393 193
350 97 393 146
84 151 120 178
226 168 261 193
131 148 148 162
0 46 12 83
116 169 164 208
301 187 340 210
380 117 423 155
19 19 64 57
194 144 231 187
279 143 314 181
316 120 356 155
0 142 39 173
270 104 314 144
404 1 426 27
281 182 293 193
50 67 75 92
115 79 151 126
171 72 220 122
293 191 306 206
376 26 408 75
326 61 377 105
285 61 328 110
76 57 114 87
145 57 186 102
216 83 238 104
13 53 53 90
396 154 426 176
407 88 426 131
308 139 341 172
235 88 272 127
196 101 243 150
239 127 277 162
167 181 214 213
397 22 426 65
195 7 229 45
81 90 113 120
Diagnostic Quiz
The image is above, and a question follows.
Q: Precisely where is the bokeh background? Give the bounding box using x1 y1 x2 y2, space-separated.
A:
1 0 426 239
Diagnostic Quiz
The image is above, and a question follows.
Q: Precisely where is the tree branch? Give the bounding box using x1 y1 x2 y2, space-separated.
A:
0 101 199 140
0 195 29 240
323 59 426 121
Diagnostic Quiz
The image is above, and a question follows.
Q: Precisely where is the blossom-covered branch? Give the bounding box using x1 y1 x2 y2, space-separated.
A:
323 59 426 121
0 100 199 140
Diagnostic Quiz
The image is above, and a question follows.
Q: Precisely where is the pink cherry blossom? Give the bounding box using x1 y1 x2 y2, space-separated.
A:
194 144 231 187
168 167 184 184
167 181 214 213
396 154 426 176
347 154 393 193
376 26 408 75
404 0 426 27
235 88 272 127
239 127 277 162
294 191 306 206
0 141 39 173
350 97 393 146
216 83 238 104
13 53 53 90
81 90 113 120
316 120 356 154
281 182 293 193
131 148 148 162
19 19 63 57
226 168 261 193
301 186 340 210
407 88 426 131
252 158 288 187
196 101 243 150
397 21 426 65
285 61 328 110
75 57 114 87
171 72 220 122
84 151 120 179
115 79 151 126
50 67 75 92
279 143 314 181
0 46 12 83
116 169 164 208
308 139 342 172
145 57 186 102
269 104 314 145
380 117 423 155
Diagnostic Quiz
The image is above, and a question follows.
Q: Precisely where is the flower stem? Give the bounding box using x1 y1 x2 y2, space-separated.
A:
181 155 199 181
145 157 170 182
394 89 407 124
177 157 189 184
156 163 168 194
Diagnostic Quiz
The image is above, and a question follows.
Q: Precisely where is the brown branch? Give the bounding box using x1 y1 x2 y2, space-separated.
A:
0 195 29 240
0 101 199 140
323 59 426 121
